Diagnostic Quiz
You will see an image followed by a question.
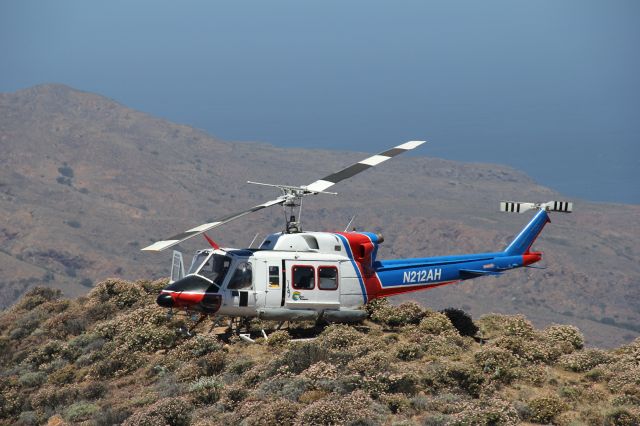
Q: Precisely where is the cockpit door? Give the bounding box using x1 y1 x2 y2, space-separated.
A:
225 259 256 310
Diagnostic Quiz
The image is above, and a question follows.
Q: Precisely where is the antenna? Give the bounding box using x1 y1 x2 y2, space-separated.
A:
344 215 356 232
248 233 260 248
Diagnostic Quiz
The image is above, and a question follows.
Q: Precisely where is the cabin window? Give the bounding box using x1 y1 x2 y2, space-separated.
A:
269 266 280 287
292 266 315 290
318 266 338 290
228 262 253 289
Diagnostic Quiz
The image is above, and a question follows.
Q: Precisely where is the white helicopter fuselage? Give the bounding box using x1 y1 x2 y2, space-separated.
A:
166 231 372 322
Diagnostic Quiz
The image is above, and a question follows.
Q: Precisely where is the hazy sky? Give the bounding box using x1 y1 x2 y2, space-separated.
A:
1 1 638 203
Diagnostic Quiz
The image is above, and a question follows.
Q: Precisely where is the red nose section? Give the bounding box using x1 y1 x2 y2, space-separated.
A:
522 251 542 266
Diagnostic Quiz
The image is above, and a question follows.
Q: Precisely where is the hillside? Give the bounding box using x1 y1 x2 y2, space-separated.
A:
1 281 639 425
0 84 639 347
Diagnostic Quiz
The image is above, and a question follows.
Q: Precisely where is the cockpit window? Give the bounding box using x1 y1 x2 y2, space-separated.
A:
191 253 232 286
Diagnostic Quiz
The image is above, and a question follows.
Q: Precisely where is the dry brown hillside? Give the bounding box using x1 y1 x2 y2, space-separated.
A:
1 282 639 425
0 84 638 347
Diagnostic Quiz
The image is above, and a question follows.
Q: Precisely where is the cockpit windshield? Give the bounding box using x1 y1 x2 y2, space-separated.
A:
188 252 232 286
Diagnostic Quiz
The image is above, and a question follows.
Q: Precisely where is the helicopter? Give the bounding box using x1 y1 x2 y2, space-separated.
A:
142 141 573 331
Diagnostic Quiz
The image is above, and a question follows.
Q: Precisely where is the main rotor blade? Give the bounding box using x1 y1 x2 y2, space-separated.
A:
141 197 285 252
304 140 426 193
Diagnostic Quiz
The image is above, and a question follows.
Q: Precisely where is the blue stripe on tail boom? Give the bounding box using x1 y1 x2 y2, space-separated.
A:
504 209 550 255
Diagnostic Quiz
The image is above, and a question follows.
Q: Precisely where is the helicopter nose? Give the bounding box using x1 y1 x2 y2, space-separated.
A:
156 293 175 308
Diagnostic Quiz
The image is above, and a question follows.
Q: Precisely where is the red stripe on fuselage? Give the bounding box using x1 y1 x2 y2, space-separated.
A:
335 232 383 299
163 290 205 307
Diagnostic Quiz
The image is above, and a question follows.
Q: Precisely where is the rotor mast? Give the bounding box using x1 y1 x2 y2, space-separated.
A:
246 181 338 233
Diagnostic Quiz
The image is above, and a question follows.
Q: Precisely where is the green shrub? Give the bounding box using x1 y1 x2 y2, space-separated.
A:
17 410 39 426
30 384 80 411
14 287 62 311
443 363 485 397
380 392 410 414
318 324 365 349
196 351 226 375
228 358 255 375
267 330 291 347
236 398 300 425
421 334 465 357
557 349 612 372
301 361 339 382
418 313 456 336
527 395 568 424
189 377 223 405
543 324 584 351
395 342 423 361
603 407 640 426
295 390 374 425
448 397 519 426
88 279 145 309
18 371 46 388
47 364 77 385
348 351 391 375
94 307 179 353
274 342 331 375
606 365 640 393
169 334 223 361
123 397 192 426
370 301 427 328
474 346 520 383
257 376 310 402
64 401 99 422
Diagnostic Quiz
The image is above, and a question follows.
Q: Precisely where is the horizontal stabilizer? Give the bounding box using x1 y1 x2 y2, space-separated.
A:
459 269 503 279
500 200 573 214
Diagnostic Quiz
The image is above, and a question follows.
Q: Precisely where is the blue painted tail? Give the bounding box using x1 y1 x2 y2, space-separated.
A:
504 210 550 255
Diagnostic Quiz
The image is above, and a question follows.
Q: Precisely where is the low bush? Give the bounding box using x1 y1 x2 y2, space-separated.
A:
18 371 46 388
188 377 223 405
13 287 62 311
257 376 311 402
395 342 423 361
603 406 640 426
123 397 192 426
88 279 145 309
236 398 300 425
370 301 427 328
295 390 374 425
64 401 99 422
474 346 520 383
273 342 331 375
418 313 456 336
527 395 568 424
557 349 612 372
318 324 365 349
448 397 519 426
267 330 291 347
543 324 584 351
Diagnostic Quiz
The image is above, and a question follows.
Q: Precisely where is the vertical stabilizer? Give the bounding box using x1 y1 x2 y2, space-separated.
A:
504 209 550 255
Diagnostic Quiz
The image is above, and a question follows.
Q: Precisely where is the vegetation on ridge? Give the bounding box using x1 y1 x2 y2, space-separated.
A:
1 279 639 425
